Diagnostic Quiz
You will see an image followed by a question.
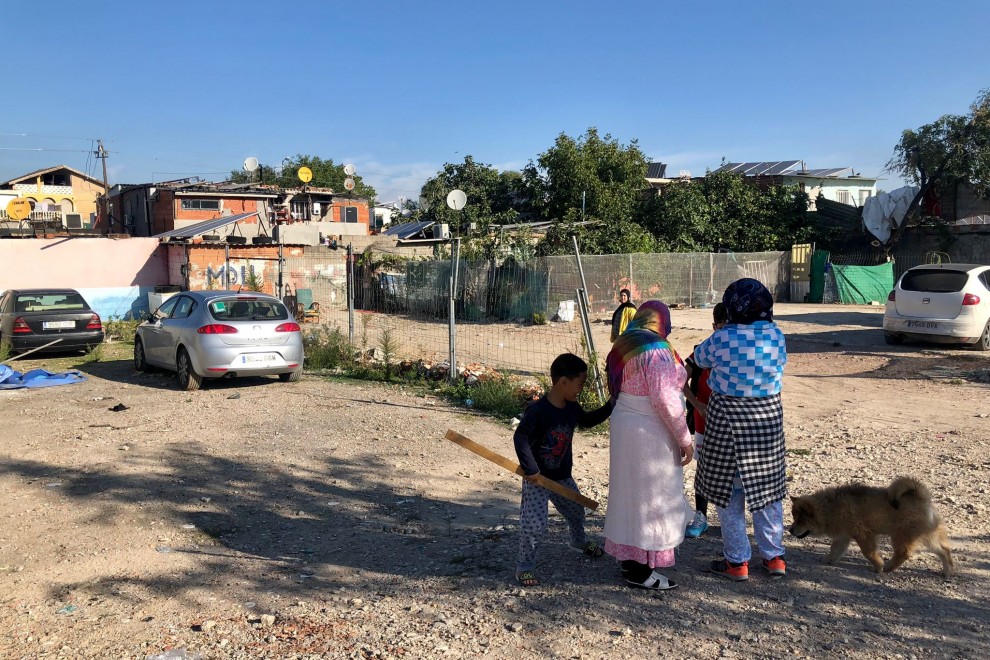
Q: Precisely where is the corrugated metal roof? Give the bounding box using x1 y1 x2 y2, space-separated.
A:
152 212 259 239
382 220 435 239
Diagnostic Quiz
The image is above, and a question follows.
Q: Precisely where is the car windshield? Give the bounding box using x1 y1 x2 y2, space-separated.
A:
208 297 289 321
15 292 88 312
900 270 969 293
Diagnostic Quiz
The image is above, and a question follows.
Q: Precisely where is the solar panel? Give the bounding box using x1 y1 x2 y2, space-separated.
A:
717 161 801 176
796 168 852 178
153 212 259 239
646 162 667 179
383 220 435 239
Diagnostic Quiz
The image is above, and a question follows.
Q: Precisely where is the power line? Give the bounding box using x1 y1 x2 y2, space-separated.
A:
0 147 93 153
0 132 98 141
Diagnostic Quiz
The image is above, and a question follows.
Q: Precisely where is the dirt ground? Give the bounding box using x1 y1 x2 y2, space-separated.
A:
1 303 989 659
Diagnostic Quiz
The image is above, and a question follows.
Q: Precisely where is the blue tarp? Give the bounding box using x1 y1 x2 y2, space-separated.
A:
0 365 87 389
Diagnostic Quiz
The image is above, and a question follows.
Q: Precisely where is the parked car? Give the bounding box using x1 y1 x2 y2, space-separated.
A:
883 263 990 350
134 290 303 390
0 288 104 354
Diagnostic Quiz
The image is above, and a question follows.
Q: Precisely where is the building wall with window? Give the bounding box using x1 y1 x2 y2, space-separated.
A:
783 175 877 210
0 166 108 224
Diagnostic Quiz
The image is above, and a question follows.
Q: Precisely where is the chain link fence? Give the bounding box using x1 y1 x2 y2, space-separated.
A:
284 246 788 377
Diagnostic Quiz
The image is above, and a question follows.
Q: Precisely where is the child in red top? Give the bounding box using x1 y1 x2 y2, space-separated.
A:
683 302 728 537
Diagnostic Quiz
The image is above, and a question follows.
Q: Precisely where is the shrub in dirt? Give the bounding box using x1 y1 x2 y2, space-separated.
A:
104 316 141 343
303 326 355 370
444 374 532 419
83 343 106 363
532 312 548 325
0 340 12 363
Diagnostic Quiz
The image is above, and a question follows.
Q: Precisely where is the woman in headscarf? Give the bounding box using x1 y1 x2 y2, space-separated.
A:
693 278 788 582
603 300 694 590
610 289 637 342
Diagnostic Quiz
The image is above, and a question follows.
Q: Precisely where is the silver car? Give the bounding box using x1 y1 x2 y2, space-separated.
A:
134 291 304 390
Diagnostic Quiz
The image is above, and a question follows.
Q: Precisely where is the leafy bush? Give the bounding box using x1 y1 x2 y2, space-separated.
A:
82 343 106 363
532 312 548 325
443 375 531 419
104 316 141 343
303 325 355 370
0 340 12 363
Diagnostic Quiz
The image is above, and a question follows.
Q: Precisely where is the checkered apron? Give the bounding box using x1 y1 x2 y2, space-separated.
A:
695 392 786 511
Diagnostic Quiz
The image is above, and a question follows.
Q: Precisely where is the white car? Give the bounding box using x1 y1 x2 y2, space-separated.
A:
883 263 990 351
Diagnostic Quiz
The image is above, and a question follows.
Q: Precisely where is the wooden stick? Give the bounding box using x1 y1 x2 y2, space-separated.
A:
0 338 63 366
444 429 599 510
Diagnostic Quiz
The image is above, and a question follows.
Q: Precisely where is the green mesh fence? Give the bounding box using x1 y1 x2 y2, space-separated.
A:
831 262 894 305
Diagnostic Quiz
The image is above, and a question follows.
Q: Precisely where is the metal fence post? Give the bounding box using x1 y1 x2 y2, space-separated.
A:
448 238 461 383
224 242 231 290
576 287 606 401
347 243 355 345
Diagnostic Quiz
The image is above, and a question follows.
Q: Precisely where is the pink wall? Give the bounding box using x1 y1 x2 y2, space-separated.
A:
0 238 166 288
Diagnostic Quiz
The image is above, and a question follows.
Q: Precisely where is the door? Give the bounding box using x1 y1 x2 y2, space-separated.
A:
143 296 179 364
895 268 969 320
158 295 197 365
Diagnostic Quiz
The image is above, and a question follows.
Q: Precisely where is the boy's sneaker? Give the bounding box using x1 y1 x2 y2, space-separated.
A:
707 559 749 581
762 556 786 578
685 511 708 538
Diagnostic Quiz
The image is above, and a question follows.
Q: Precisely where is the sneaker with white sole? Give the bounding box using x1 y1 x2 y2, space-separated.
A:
685 511 708 538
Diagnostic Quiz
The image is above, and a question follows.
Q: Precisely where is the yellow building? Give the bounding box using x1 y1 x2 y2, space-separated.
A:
1 165 108 225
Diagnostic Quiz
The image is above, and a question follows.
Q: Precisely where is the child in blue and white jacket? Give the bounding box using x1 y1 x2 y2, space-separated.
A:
693 278 788 582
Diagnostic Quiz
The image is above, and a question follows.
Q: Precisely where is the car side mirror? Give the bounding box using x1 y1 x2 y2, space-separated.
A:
145 312 157 322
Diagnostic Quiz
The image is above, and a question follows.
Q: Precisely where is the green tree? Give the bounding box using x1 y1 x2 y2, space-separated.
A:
885 89 990 246
642 170 810 253
417 156 523 235
230 154 377 203
522 128 650 228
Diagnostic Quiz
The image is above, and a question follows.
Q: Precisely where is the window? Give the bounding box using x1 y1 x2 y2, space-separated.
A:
15 292 88 312
42 172 69 186
859 190 872 206
171 296 197 319
180 199 221 211
835 190 851 205
900 269 968 293
155 296 179 318
980 272 990 291
208 297 288 321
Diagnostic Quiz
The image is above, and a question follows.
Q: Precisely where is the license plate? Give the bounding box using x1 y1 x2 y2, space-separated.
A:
43 321 75 329
907 321 938 329
241 353 278 364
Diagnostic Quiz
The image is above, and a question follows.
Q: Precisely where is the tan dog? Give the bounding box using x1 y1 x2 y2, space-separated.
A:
789 476 955 577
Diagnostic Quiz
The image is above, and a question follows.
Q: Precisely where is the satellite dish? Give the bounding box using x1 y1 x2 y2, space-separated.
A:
343 163 356 176
243 157 259 172
344 177 356 191
298 167 313 183
418 195 430 212
446 189 467 211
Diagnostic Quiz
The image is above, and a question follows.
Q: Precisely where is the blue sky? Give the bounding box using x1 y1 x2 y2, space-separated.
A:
2 0 988 203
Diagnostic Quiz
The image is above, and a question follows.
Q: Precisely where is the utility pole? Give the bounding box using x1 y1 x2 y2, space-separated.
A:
95 139 110 233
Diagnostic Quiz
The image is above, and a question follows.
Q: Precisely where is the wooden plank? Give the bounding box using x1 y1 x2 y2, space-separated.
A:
444 429 599 510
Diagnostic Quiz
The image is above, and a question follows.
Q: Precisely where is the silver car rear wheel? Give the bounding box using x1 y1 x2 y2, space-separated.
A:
176 347 202 391
134 338 149 372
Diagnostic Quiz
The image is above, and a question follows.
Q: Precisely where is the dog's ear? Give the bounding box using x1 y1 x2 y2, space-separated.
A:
789 496 798 503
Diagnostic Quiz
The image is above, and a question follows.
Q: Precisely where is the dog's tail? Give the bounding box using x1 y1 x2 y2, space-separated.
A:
888 476 931 509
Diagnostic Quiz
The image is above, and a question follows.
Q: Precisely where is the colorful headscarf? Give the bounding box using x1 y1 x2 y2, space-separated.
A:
605 300 681 399
723 278 774 324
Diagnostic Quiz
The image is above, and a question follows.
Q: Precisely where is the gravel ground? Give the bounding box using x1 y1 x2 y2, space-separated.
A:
1 305 988 659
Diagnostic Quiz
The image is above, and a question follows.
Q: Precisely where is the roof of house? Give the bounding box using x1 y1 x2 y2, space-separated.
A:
2 164 108 188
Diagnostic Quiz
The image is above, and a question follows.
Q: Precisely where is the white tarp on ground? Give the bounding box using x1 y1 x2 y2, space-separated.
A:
862 185 920 243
